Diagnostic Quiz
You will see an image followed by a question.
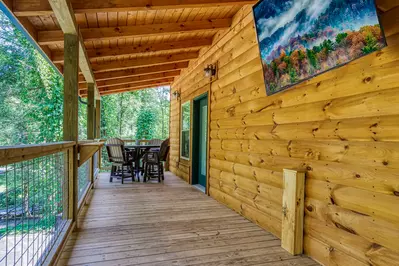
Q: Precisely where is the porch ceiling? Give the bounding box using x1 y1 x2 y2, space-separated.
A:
4 0 259 97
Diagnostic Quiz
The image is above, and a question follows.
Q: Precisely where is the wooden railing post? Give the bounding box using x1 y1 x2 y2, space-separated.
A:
63 33 79 223
281 169 306 255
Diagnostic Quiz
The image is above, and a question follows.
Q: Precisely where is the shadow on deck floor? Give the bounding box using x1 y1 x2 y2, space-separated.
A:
57 172 318 266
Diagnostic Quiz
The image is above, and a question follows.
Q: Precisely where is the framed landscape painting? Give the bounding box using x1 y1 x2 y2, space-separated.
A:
253 0 387 96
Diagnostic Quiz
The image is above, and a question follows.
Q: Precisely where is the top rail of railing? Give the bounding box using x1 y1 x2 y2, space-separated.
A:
0 141 76 165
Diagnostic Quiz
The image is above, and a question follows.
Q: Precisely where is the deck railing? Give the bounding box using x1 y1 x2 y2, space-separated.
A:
0 141 102 265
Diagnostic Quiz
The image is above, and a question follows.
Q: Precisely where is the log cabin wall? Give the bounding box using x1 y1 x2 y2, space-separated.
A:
169 3 399 265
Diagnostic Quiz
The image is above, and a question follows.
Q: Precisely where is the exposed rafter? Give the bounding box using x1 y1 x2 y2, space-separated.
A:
90 52 198 73
37 19 231 45
79 62 189 83
377 0 399 12
99 83 171 96
13 0 257 16
52 38 212 63
47 0 97 90
80 78 174 96
79 70 181 90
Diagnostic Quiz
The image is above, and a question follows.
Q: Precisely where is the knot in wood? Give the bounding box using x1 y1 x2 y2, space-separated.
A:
363 76 372 84
282 205 288 217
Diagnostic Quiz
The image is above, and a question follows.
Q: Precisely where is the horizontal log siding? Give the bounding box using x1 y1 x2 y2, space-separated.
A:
169 3 399 265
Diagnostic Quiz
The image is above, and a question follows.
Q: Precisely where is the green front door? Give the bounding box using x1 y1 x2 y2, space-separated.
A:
198 97 208 188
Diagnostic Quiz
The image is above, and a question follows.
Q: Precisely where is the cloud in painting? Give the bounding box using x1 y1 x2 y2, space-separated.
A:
257 0 332 43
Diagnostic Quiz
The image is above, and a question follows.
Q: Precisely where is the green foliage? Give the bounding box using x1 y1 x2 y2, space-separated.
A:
100 87 170 140
362 34 378 54
271 61 278 76
321 39 334 53
136 108 156 139
289 67 298 83
336 32 348 44
0 12 63 145
306 49 318 69
298 50 306 60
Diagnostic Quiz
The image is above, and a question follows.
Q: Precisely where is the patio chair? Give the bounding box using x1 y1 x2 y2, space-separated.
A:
142 138 170 183
105 138 136 184
149 139 163 146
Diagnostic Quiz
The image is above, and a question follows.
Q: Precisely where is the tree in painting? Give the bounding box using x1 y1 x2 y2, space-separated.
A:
253 0 386 95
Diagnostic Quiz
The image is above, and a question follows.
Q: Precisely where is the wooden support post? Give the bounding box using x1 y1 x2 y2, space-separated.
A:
95 99 101 169
63 33 79 223
95 99 101 139
281 169 306 255
87 83 95 140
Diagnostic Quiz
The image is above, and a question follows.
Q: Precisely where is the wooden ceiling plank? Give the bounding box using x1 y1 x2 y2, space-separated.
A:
37 18 232 45
14 0 257 16
79 61 189 82
90 52 198 72
81 78 174 96
52 38 212 63
79 70 180 90
98 82 171 96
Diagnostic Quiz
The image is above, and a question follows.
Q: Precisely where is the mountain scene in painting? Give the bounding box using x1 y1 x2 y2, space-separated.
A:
253 0 386 95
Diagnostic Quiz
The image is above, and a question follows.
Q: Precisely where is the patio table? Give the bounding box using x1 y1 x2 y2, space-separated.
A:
125 144 161 180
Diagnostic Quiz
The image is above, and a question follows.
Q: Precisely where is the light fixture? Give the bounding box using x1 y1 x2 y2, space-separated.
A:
172 90 180 100
204 64 217 78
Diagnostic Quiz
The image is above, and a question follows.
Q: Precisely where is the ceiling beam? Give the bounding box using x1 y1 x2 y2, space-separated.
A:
380 6 399 38
99 83 171 96
81 78 174 96
91 52 198 73
79 70 180 90
38 19 231 45
79 62 189 83
377 1 399 12
47 0 96 87
13 0 256 16
52 38 212 63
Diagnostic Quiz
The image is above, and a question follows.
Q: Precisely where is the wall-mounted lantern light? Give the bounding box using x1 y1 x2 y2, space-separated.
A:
172 90 181 100
204 64 217 78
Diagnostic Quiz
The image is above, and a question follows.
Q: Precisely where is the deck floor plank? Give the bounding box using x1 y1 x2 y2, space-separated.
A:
58 172 316 266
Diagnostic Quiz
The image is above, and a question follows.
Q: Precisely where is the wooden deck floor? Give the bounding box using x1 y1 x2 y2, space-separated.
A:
58 172 317 266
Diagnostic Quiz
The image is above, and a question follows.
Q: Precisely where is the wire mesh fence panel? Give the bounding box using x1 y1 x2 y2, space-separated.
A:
100 146 111 172
77 160 90 203
0 151 69 266
93 152 99 178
